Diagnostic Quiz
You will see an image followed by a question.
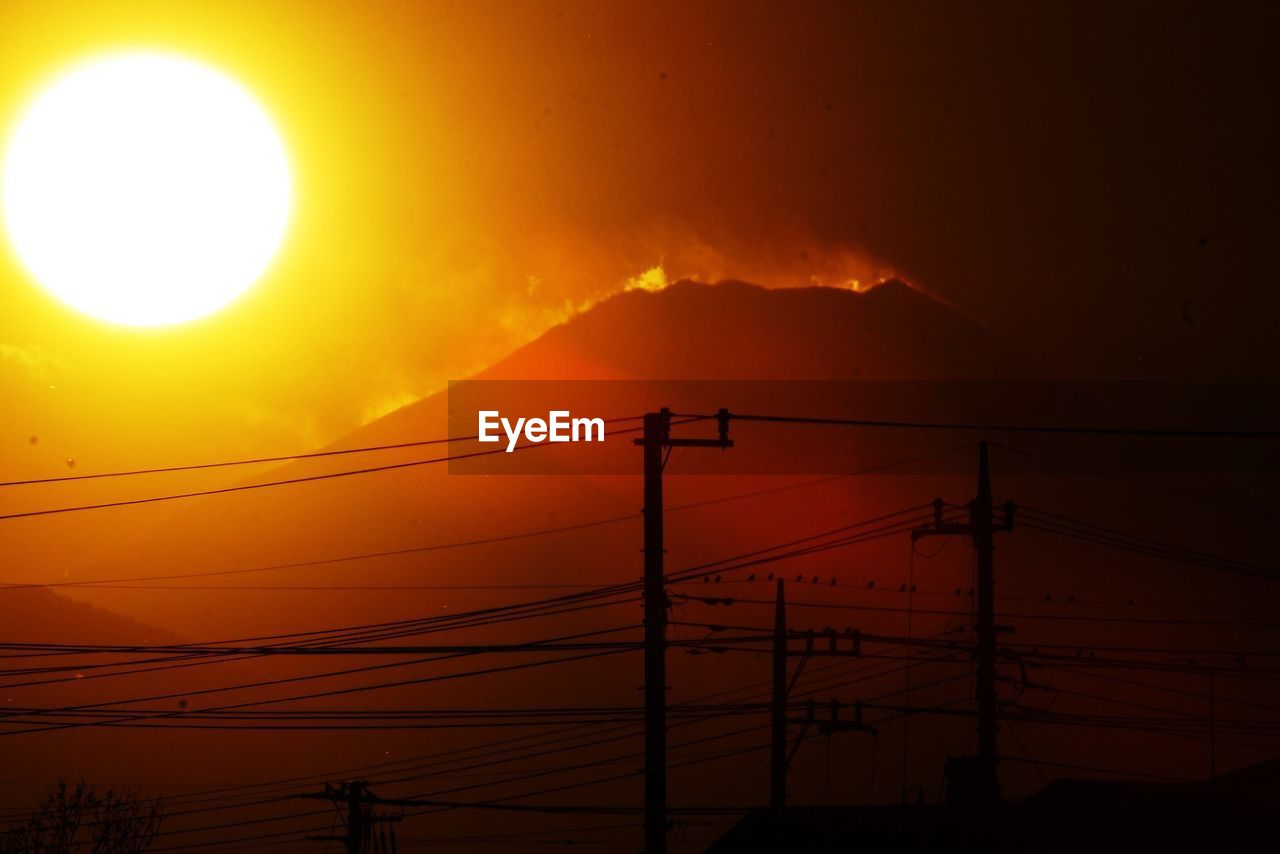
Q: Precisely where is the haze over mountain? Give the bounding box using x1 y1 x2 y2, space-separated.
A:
0 587 179 645
18 278 1270 640
40 279 1023 635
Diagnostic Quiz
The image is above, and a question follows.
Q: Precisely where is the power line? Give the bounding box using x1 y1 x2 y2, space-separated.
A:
1045 662 1280 716
21 632 974 844
0 415 652 488
0 434 474 488
2 443 975 593
0 591 645 683
153 725 773 844
0 420 663 522
0 624 643 737
668 593 1280 630
0 517 637 590
686 411 1280 439
673 614 1280 660
17 427 1278 843
68 625 954 822
1016 506 1280 582
990 441 1280 519
664 570 1280 619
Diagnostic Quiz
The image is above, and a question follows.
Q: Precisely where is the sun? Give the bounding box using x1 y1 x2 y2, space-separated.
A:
2 53 291 327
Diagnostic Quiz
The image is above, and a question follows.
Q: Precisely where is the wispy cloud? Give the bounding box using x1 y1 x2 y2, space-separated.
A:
0 342 73 383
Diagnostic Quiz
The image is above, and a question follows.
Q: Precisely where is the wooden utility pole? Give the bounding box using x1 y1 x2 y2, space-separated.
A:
769 623 874 807
1209 670 1217 777
912 441 1013 805
770 578 787 811
972 441 998 788
636 408 732 854
345 781 365 854
641 410 668 854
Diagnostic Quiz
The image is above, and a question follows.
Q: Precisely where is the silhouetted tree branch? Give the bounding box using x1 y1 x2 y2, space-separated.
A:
2 781 163 854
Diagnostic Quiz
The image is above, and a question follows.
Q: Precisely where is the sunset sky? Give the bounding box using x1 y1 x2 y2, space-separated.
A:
2 0 1275 481
1 4 1278 851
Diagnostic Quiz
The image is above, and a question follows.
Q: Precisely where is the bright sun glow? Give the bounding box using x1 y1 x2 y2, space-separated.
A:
2 54 291 326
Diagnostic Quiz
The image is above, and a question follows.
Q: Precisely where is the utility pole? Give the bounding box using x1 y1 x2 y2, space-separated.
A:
768 581 870 814
1209 669 1217 777
770 578 787 811
300 781 400 854
769 610 872 809
346 781 364 854
641 410 667 854
972 441 998 790
636 408 732 854
912 441 1013 806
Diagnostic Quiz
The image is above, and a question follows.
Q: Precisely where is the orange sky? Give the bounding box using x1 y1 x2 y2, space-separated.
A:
0 6 1278 835
1 0 1275 478
0 1 904 478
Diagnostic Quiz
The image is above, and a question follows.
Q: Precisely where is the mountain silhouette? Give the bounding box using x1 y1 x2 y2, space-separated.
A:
60 279 1030 638
0 586 178 645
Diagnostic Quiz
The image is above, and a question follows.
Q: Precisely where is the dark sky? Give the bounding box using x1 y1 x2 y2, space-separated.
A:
319 0 1280 378
478 0 1278 378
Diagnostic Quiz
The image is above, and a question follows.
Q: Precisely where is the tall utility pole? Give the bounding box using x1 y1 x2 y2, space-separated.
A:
770 578 787 811
636 408 732 854
1209 670 1217 777
345 781 365 854
641 410 667 854
972 441 998 785
912 441 1013 806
